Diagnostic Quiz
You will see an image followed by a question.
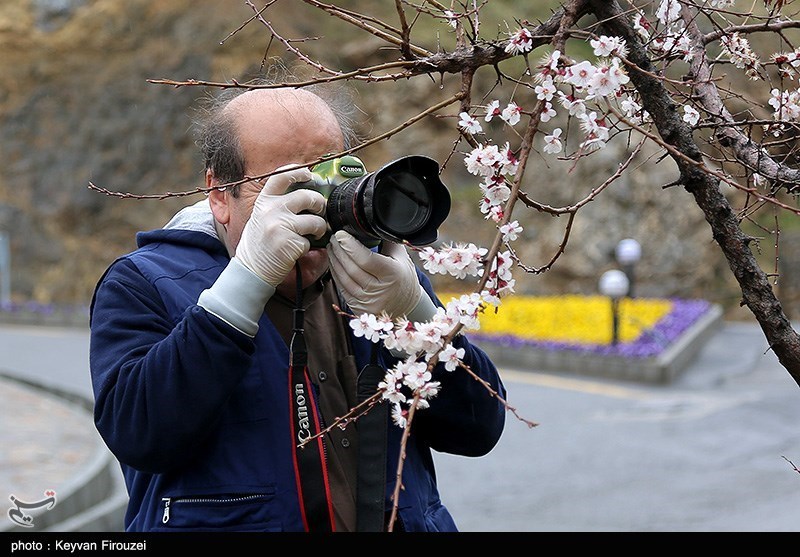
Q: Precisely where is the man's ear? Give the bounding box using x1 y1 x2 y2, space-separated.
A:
206 169 230 225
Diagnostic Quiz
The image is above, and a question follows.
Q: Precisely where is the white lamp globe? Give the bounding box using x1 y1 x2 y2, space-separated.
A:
599 269 630 299
615 238 642 265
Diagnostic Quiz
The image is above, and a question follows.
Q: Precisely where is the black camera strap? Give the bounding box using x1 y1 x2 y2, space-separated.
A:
288 262 335 532
356 344 389 531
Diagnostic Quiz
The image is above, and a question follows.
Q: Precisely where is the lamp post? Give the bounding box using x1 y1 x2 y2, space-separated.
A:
615 238 641 298
0 231 9 306
599 269 630 345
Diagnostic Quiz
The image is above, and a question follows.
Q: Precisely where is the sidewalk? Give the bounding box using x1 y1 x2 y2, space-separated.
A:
0 324 128 532
0 377 119 532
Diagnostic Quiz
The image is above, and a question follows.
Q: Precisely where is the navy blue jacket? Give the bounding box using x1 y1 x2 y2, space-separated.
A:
89 225 506 532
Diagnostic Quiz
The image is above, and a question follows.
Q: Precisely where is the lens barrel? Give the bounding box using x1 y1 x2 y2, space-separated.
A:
327 155 450 247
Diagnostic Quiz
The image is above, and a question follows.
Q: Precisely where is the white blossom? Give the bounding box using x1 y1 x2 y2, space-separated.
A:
484 100 502 122
501 102 522 125
390 403 407 428
534 75 557 101
499 220 523 242
683 105 700 126
540 102 557 123
543 128 563 154
564 60 596 90
458 111 483 134
444 10 458 29
505 27 533 55
721 31 760 79
656 0 682 26
590 35 628 58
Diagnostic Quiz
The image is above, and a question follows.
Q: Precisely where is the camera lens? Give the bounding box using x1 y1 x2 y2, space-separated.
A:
326 155 449 247
373 172 431 236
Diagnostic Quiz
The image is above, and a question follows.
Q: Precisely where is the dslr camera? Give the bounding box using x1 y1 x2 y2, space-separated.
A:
288 154 451 248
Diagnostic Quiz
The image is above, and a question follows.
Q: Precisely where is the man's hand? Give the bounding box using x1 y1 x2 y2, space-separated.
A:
327 230 426 319
235 167 327 287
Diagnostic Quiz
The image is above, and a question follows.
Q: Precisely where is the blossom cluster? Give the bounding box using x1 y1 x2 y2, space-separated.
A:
348 294 481 427
345 239 520 427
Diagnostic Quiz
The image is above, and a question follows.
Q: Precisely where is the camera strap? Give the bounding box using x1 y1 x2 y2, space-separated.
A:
288 262 335 532
356 344 389 531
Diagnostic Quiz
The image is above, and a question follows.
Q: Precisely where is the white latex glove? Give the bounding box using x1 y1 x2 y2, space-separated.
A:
235 167 328 287
327 230 435 320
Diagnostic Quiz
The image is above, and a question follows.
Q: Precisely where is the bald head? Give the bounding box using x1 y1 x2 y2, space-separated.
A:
227 88 344 179
196 86 349 190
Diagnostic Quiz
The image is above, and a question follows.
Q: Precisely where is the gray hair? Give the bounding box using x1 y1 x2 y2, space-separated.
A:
193 74 362 196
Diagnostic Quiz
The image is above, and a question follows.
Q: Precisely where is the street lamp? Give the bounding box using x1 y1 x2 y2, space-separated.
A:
599 269 630 345
0 231 9 306
615 238 641 298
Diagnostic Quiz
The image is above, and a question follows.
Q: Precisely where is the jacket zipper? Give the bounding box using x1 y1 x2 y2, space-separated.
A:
161 494 267 524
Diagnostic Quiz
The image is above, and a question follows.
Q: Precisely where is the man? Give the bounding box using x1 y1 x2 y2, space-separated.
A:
89 83 506 532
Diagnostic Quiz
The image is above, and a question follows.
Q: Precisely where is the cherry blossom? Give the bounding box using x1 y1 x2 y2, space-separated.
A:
540 102 557 123
578 111 609 151
443 9 458 29
683 105 700 126
438 344 465 371
391 0 800 426
499 220 523 242
534 76 557 101
543 128 563 154
465 143 504 176
656 0 682 26
400 359 432 390
587 58 629 99
620 96 646 123
458 111 483 134
563 60 596 90
501 102 522 125
632 10 652 41
504 27 533 55
349 313 384 342
416 381 441 401
484 100 502 122
590 35 628 58
379 371 406 405
768 88 800 123
540 49 561 73
390 404 408 428
558 92 587 117
498 143 519 176
418 242 487 280
721 31 760 79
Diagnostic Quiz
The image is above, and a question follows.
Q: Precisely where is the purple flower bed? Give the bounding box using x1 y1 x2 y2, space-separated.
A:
469 298 713 359
0 300 90 323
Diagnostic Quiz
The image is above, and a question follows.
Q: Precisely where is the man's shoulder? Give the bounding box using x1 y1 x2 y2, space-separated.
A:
101 229 226 287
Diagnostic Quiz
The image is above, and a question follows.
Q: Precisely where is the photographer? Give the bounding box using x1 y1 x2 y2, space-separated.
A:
88 83 506 532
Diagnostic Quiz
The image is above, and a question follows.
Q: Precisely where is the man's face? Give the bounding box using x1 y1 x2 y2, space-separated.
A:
211 89 345 296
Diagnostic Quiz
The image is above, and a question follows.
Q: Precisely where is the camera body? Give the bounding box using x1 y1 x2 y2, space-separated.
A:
288 154 451 249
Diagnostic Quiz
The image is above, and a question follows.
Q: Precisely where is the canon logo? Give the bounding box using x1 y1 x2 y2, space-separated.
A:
295 383 311 443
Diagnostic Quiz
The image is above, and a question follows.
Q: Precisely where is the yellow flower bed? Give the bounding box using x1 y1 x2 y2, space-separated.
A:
444 294 673 346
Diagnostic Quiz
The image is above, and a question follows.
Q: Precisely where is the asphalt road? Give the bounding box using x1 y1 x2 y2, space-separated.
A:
1 320 799 532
